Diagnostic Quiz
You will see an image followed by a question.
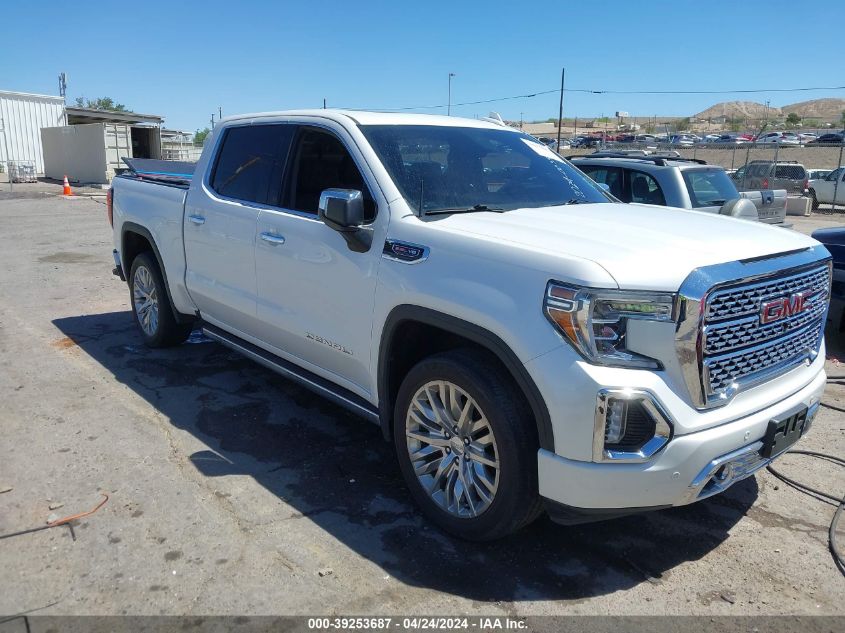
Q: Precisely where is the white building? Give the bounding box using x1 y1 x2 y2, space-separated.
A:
0 90 66 174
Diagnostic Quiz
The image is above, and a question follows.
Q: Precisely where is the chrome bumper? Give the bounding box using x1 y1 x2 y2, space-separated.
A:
680 401 819 504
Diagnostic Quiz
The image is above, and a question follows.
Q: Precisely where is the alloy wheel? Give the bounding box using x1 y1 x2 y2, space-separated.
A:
133 265 159 336
405 380 500 518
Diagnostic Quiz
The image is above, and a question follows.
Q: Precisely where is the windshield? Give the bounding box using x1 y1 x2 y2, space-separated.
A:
682 168 739 208
360 124 609 214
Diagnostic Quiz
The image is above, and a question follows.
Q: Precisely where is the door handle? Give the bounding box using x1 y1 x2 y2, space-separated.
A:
260 232 286 245
188 215 206 225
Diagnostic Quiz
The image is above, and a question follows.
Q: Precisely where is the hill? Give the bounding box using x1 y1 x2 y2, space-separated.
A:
695 98 845 122
694 101 780 121
781 98 845 121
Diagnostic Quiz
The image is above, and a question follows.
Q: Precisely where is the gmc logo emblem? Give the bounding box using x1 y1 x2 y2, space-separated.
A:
759 290 816 324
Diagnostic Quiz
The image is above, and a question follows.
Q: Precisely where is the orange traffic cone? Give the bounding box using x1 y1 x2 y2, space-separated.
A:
62 175 73 196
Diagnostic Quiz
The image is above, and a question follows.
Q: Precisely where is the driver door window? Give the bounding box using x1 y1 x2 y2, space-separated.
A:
284 128 376 221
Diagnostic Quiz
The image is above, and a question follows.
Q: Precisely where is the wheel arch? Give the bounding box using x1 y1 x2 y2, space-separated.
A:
378 305 554 451
121 222 193 324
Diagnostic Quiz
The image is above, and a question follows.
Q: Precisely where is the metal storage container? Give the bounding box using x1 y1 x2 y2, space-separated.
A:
41 123 161 184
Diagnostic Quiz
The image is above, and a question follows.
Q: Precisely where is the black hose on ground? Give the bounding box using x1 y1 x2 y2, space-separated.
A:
766 449 845 577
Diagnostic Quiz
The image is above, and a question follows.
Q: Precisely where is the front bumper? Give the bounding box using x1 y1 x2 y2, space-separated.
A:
537 365 826 520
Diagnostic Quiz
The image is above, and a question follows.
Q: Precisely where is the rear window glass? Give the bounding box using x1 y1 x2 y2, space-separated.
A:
682 169 739 208
747 164 771 177
211 125 293 205
774 165 806 179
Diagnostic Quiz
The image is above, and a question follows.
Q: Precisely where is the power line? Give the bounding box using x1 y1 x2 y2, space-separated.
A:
344 84 845 113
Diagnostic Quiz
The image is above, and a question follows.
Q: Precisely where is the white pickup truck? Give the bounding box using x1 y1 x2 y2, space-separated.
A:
109 110 831 540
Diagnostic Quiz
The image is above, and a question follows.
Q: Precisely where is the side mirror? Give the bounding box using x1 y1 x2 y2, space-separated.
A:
319 189 365 230
318 188 372 253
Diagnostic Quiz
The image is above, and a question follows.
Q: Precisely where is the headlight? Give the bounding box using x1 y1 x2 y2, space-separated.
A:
544 282 676 369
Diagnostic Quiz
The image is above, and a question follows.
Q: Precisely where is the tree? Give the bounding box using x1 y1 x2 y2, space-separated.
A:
671 117 691 132
73 96 129 112
786 112 801 127
728 117 744 132
194 127 211 146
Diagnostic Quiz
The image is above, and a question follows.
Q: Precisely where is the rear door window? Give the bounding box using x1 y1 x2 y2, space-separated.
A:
578 166 624 200
627 170 666 205
774 165 806 179
210 124 293 205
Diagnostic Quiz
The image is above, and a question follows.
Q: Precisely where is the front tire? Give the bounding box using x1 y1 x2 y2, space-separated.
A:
393 349 541 541
128 252 192 348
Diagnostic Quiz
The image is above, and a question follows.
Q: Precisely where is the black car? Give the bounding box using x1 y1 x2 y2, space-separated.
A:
811 227 845 331
573 136 602 148
807 133 844 146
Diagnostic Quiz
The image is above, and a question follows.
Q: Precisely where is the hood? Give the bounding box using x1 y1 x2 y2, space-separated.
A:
429 202 819 290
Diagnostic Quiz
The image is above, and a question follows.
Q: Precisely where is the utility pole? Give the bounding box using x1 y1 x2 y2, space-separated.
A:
556 67 565 153
211 113 215 128
520 112 523 130
323 98 327 109
218 106 222 121
447 73 456 116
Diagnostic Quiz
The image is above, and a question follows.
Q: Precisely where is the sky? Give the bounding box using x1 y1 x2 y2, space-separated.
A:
2 0 843 132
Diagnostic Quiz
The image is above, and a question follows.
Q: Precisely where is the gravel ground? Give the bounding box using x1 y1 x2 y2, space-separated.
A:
0 194 843 617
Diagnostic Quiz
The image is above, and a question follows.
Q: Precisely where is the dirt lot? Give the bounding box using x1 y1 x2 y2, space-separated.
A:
0 191 843 617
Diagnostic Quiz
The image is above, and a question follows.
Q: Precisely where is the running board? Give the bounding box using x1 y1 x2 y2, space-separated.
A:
202 324 380 425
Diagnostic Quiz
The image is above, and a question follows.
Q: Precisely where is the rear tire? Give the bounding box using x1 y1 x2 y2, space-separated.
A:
393 349 542 541
128 252 192 348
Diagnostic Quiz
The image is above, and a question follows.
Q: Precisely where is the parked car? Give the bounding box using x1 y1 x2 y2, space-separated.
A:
756 132 801 145
109 109 830 540
570 153 787 224
573 136 602 148
798 132 819 143
807 169 832 181
738 160 809 195
810 227 845 331
669 134 695 146
714 134 748 145
807 133 844 145
808 166 845 208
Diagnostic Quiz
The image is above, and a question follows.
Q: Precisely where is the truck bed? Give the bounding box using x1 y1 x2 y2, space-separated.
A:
120 157 196 188
738 189 788 224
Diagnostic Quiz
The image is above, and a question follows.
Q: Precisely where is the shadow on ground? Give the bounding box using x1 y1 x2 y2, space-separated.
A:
53 311 758 603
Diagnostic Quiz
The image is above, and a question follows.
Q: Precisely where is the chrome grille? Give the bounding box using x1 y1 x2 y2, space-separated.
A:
705 321 823 392
702 263 830 396
706 266 830 322
704 294 827 354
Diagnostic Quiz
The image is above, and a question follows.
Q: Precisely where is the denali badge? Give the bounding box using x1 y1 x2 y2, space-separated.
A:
759 290 817 324
306 332 352 355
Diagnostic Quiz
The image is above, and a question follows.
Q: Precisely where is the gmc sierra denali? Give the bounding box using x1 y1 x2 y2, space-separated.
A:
109 110 831 540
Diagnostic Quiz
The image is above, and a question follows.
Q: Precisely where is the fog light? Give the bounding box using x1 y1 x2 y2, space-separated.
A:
594 389 673 462
604 399 627 444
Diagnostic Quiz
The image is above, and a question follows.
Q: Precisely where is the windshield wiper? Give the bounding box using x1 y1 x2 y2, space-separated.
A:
424 204 506 216
562 199 590 205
